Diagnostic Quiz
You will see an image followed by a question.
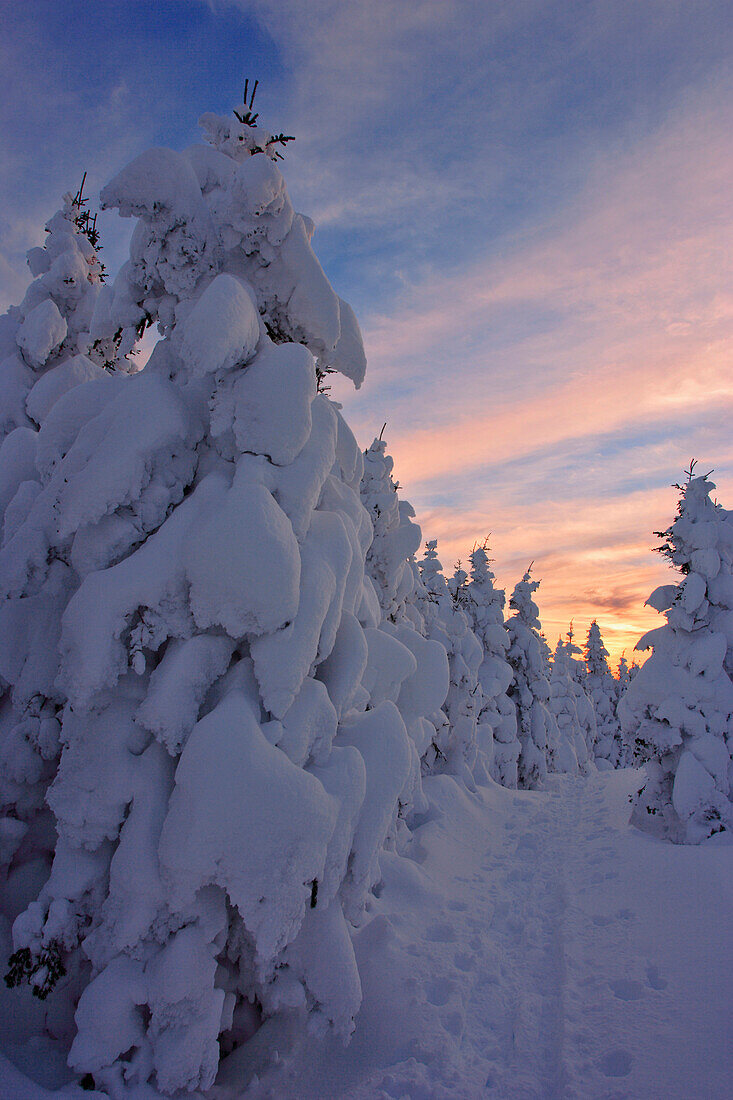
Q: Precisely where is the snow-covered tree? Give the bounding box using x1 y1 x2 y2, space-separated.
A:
0 93 428 1094
564 625 597 762
0 180 113 479
505 569 557 788
548 637 586 774
361 435 420 622
415 542 483 784
619 468 733 843
0 183 117 925
617 654 631 691
614 655 632 765
459 543 520 787
584 621 620 768
359 437 450 809
0 184 106 433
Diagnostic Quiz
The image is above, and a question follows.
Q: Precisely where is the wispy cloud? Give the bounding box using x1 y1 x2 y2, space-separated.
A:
327 67 733 663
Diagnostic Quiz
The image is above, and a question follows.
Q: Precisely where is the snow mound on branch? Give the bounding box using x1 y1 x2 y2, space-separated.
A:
16 299 67 370
339 703 412 914
159 690 337 964
34 375 124 481
0 428 38 518
178 273 260 375
231 342 315 465
25 355 105 426
99 147 203 220
251 509 354 718
58 474 225 708
0 354 35 438
326 298 367 389
185 478 300 638
136 635 236 753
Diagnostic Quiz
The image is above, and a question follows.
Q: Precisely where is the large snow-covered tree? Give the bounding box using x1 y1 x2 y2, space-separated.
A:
505 569 557 788
0 94 432 1094
459 543 520 787
619 468 733 843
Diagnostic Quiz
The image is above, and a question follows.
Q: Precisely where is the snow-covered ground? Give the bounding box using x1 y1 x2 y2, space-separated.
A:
2 772 731 1100
226 768 733 1100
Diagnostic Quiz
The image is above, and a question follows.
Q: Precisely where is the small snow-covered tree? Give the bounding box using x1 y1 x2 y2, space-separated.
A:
0 92 427 1094
585 620 610 677
548 637 586 774
505 569 556 788
415 541 483 784
619 467 733 843
459 543 520 787
617 654 631 691
359 437 452 806
361 435 420 623
614 654 635 765
2 179 123 429
585 620 622 768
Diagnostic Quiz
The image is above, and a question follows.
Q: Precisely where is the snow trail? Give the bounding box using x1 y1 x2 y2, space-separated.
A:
238 769 733 1099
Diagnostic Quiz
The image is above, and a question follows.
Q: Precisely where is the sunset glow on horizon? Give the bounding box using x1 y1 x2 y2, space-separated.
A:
2 1 731 671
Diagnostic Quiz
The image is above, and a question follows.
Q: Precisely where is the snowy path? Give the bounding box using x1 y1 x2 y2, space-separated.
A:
234 769 733 1100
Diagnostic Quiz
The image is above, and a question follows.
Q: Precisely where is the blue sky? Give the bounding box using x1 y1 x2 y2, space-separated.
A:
2 0 732 659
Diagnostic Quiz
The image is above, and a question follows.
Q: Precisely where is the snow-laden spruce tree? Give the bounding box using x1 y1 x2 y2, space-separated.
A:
614 655 635 765
359 437 450 806
0 92 429 1095
459 543 520 787
0 180 112 446
361 435 420 623
585 620 622 768
505 569 557 788
0 180 113 473
415 542 483 783
547 637 586 774
617 654 631 691
562 624 598 763
619 467 733 843
0 184 118 915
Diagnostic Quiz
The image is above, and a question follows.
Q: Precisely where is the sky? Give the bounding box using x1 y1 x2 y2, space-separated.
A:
1 0 732 665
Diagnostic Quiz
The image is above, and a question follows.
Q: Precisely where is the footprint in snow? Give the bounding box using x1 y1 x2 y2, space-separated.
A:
424 977 452 1006
600 1049 633 1077
591 913 613 927
454 951 474 971
609 978 644 1001
426 921 457 943
441 1008 464 1036
646 963 668 990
